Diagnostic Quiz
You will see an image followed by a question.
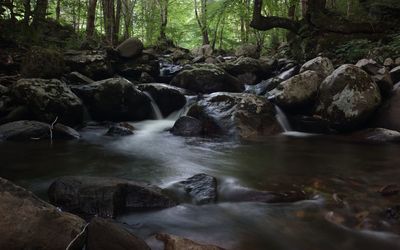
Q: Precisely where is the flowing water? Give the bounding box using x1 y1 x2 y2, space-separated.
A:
1 103 400 249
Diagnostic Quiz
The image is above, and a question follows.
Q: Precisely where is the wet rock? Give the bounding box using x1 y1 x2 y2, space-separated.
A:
48 176 177 218
13 78 84 126
137 83 187 117
115 53 159 80
0 177 86 250
64 71 95 85
390 66 400 83
220 57 271 85
268 70 321 112
193 44 213 58
223 187 307 203
0 106 33 125
171 64 243 94
384 58 394 68
156 233 225 250
105 122 135 136
64 50 113 80
384 205 400 222
71 78 152 122
0 120 80 141
290 115 332 134
170 174 217 205
86 217 150 250
116 37 144 58
21 47 65 79
316 64 381 131
235 43 260 59
187 92 283 140
300 56 334 78
371 84 400 132
349 128 400 143
171 116 203 137
378 184 400 196
356 59 393 97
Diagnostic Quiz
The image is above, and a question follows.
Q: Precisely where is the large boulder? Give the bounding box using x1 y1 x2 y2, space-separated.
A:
156 233 225 250
371 85 400 132
0 120 80 141
71 78 152 122
220 57 272 85
268 70 321 112
356 59 393 97
21 47 65 79
13 78 84 126
0 177 86 250
115 53 159 81
300 56 334 79
48 176 177 218
171 64 243 94
64 50 113 80
187 93 283 140
235 43 260 59
116 37 144 58
316 64 382 130
137 83 187 117
86 217 150 250
171 116 203 137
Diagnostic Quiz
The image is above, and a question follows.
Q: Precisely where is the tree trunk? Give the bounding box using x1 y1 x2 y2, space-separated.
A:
55 0 60 21
102 0 115 45
32 0 48 26
158 0 168 40
114 0 121 42
194 0 209 45
23 0 31 24
86 0 97 38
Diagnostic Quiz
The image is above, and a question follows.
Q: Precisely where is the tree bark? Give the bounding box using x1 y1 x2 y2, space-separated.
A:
194 0 210 45
32 0 48 26
102 0 115 45
23 0 31 24
157 0 168 40
114 0 121 42
55 0 60 21
86 0 97 38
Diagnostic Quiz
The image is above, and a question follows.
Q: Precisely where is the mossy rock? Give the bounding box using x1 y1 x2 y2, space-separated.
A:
21 47 65 79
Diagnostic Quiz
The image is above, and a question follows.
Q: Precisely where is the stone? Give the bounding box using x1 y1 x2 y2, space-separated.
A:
187 93 283 140
300 56 334 79
64 50 113 80
268 70 321 112
371 86 400 132
220 57 271 85
194 44 213 58
169 174 217 204
71 78 152 122
115 53 159 80
48 176 177 218
356 59 393 97
235 43 260 59
13 79 84 126
384 58 394 68
86 217 150 250
0 177 86 250
349 128 400 143
64 71 95 85
156 233 225 250
171 116 203 137
105 122 135 136
137 83 187 117
21 47 65 79
316 64 382 131
390 66 400 83
171 64 243 94
0 120 80 141
116 37 144 58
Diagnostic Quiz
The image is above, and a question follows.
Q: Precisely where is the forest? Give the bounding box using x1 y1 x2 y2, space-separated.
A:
1 0 400 250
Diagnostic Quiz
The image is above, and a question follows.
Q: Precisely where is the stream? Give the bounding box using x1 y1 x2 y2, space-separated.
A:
1 102 400 250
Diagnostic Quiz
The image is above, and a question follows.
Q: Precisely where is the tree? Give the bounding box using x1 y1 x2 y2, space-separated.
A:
86 0 97 38
157 0 168 41
32 0 48 26
194 0 209 45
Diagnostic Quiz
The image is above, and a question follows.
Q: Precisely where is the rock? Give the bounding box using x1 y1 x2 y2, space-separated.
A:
105 122 135 136
316 64 382 131
0 106 33 125
0 177 86 250
171 64 243 94
0 120 80 141
171 116 203 137
390 66 400 83
13 79 84 126
169 174 217 205
116 37 144 58
300 56 334 78
137 83 187 117
86 217 150 250
64 50 113 80
48 176 177 218
139 72 155 83
156 233 225 250
21 47 65 79
220 57 271 85
384 58 394 68
395 58 400 66
371 86 400 131
290 115 332 134
349 128 400 143
356 59 393 97
187 93 283 140
194 44 213 58
115 53 159 80
71 78 152 122
64 71 95 85
268 70 321 112
235 43 260 59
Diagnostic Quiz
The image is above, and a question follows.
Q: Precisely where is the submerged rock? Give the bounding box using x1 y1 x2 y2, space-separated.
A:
222 187 307 204
171 64 243 94
105 122 135 136
0 177 86 250
268 70 321 112
316 64 382 131
116 37 144 59
13 78 84 126
156 233 225 250
300 56 334 79
137 83 187 117
0 120 80 141
349 128 400 143
187 92 283 140
171 116 203 137
72 78 152 122
86 217 150 250
48 176 177 218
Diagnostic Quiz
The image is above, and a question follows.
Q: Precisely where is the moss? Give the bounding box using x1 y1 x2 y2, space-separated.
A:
21 47 65 79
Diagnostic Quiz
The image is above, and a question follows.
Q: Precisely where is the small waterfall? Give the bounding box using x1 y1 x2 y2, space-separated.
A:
144 92 163 120
274 105 292 132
